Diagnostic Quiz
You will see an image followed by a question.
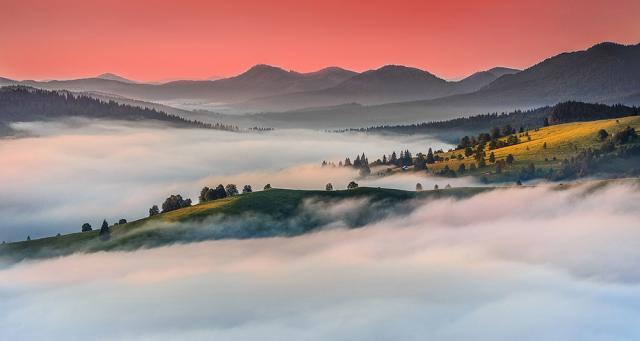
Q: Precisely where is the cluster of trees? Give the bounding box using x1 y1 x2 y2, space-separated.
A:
147 194 194 217
248 126 275 131
457 124 524 152
197 184 254 204
549 101 638 125
161 195 192 213
0 86 239 133
80 218 126 235
613 126 638 144
333 153 372 177
544 126 639 180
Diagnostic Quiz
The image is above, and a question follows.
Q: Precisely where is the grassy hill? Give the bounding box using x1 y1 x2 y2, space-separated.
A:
0 187 489 263
428 115 640 181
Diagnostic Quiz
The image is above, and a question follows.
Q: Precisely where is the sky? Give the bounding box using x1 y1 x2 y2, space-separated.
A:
1 0 639 82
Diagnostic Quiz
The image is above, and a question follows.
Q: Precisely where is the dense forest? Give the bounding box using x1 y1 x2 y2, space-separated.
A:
0 86 238 134
548 101 638 124
344 101 638 139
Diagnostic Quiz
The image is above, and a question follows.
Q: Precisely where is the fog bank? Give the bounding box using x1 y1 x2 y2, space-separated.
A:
1 182 639 340
0 121 455 241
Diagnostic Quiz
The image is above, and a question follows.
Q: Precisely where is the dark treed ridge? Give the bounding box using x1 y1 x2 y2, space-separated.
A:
0 86 239 134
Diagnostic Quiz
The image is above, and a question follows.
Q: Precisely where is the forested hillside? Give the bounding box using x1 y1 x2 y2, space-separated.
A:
0 86 237 135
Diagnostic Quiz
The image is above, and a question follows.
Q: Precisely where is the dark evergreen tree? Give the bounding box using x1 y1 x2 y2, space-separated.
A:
99 219 110 240
506 154 515 165
454 163 465 174
390 152 398 165
426 148 435 164
242 185 253 193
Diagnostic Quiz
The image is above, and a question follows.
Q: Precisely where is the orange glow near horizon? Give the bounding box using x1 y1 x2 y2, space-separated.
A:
1 0 639 82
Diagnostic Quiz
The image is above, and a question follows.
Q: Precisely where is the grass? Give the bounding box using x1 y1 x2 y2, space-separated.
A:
428 115 640 178
0 186 490 262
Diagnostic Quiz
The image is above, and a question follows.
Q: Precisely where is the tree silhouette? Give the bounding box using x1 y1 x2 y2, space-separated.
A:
99 219 110 240
149 205 160 216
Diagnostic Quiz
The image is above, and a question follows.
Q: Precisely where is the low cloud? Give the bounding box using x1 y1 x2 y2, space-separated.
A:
1 181 639 340
0 121 454 241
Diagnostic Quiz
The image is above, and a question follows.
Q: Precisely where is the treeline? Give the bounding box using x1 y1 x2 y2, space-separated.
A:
341 101 638 136
457 124 527 152
0 86 239 131
341 107 550 135
322 153 372 176
549 101 638 124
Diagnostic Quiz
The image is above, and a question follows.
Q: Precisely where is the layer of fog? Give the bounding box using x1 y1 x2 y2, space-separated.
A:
1 182 640 340
0 120 461 241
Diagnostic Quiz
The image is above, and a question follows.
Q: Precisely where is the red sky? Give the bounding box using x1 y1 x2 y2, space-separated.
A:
1 0 638 82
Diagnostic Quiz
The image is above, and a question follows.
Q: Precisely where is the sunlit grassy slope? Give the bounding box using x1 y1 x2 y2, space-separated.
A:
0 187 489 262
429 115 640 175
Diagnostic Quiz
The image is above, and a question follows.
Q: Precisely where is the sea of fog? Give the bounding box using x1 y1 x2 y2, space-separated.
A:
1 182 640 340
0 120 464 241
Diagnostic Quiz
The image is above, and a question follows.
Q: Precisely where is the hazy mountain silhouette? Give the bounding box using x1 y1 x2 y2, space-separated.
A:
252 42 640 128
1 41 638 127
238 65 520 111
96 73 137 83
0 65 357 103
455 67 520 93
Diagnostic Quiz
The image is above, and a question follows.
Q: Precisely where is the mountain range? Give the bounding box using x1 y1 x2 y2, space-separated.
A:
1 41 639 128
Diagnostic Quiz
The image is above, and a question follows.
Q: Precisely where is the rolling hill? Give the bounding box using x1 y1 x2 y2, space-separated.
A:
0 187 490 262
0 86 237 136
428 115 640 181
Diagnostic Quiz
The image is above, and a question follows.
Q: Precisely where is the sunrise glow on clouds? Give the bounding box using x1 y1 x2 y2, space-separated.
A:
1 0 639 81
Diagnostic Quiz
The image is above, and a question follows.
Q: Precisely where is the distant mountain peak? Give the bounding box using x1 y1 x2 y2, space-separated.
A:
96 73 136 83
486 67 521 77
245 64 291 74
234 64 297 81
376 64 425 72
588 41 625 50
